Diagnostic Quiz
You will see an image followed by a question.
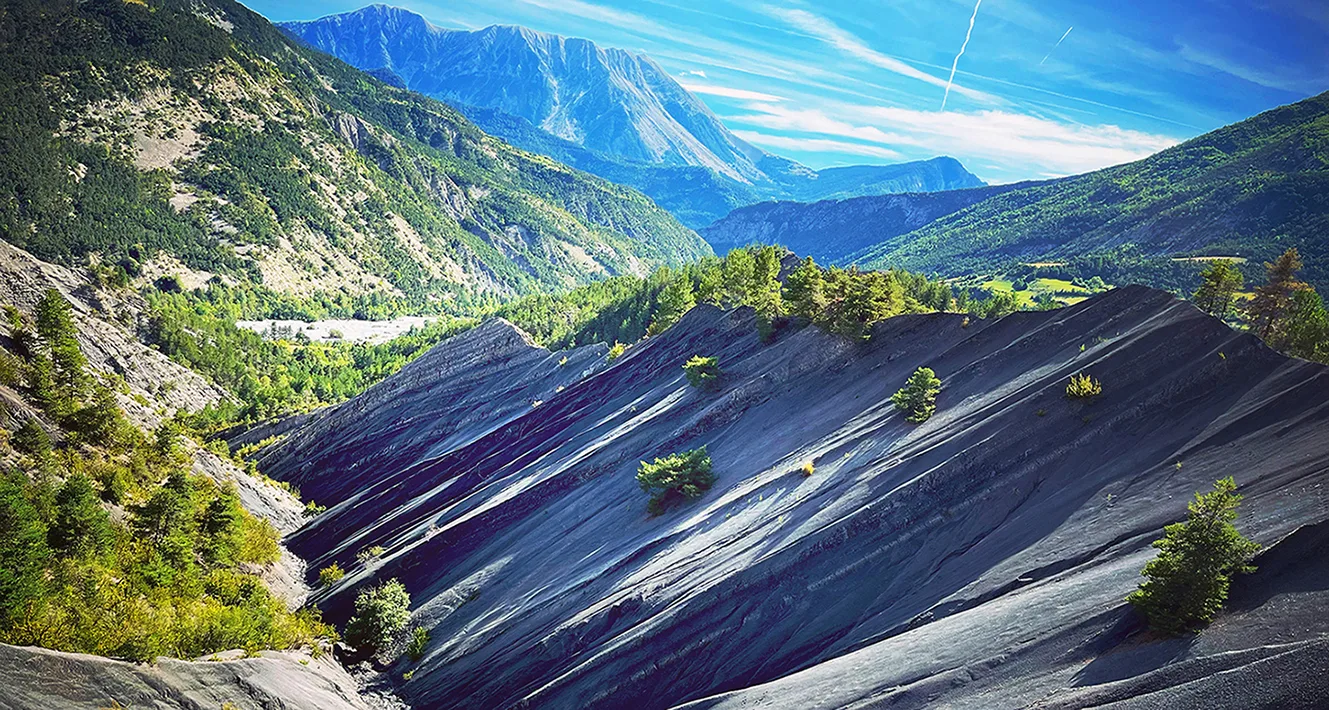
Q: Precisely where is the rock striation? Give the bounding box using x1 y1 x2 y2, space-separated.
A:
257 286 1329 709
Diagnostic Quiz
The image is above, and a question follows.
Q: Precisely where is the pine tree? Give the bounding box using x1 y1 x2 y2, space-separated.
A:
34 290 88 416
26 352 59 417
721 249 756 306
200 487 244 567
1192 260 1244 318
1247 248 1310 342
891 367 942 423
11 419 51 459
1127 477 1261 636
751 246 785 341
0 470 49 629
48 473 112 558
784 257 827 321
1281 288 1329 363
695 264 724 306
649 275 696 335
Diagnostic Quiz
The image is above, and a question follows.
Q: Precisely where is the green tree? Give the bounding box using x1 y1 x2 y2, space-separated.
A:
824 268 904 339
200 486 244 567
345 578 411 655
751 246 785 341
1192 260 1244 319
891 367 942 423
11 419 51 459
695 264 724 306
66 385 125 443
721 249 756 306
1281 288 1329 363
25 353 58 417
35 290 88 415
649 274 696 335
0 471 49 629
1127 477 1261 636
132 470 195 543
1247 248 1310 342
48 474 112 558
682 356 721 391
784 256 827 321
636 447 715 515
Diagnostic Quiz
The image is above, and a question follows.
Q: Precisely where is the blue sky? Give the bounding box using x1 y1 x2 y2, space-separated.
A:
243 0 1328 183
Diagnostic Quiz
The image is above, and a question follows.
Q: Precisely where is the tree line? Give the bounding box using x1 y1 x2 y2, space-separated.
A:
1192 248 1328 363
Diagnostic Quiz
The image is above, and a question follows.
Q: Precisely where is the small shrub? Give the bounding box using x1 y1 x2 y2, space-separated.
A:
405 626 430 662
1035 408 1047 417
1127 478 1260 635
318 563 345 587
1065 373 1102 399
303 500 327 518
891 367 942 423
800 461 815 477
345 579 411 655
682 356 721 391
606 342 627 363
238 517 281 565
356 545 386 563
402 670 414 681
636 447 716 515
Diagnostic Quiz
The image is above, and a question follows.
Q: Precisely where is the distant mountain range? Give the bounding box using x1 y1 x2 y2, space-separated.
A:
701 182 1036 263
279 5 985 227
706 91 1329 294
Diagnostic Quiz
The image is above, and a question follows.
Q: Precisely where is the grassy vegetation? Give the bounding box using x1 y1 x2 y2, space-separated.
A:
0 291 332 661
858 91 1329 296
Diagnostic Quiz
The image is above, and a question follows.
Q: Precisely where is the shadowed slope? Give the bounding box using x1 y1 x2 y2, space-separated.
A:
260 287 1329 709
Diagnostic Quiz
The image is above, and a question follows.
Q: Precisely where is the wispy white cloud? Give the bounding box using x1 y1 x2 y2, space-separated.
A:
678 69 708 79
764 7 995 104
1177 43 1319 94
731 130 904 160
679 82 784 102
515 0 666 37
728 102 1180 176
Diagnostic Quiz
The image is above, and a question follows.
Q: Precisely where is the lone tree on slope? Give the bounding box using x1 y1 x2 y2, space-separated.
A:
1127 477 1261 636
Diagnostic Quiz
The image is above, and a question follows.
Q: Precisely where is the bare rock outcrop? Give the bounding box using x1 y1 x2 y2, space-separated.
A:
260 286 1329 710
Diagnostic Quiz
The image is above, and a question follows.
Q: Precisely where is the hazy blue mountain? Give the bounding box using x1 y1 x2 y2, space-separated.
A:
279 5 986 227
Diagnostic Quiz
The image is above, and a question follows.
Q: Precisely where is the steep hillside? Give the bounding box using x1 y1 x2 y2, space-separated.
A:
0 0 708 310
279 5 985 228
256 287 1329 709
854 91 1329 292
701 181 1032 262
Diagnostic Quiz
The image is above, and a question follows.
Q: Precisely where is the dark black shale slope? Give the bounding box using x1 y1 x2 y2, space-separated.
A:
259 287 1329 709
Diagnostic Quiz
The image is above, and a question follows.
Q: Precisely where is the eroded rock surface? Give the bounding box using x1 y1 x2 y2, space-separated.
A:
259 287 1329 709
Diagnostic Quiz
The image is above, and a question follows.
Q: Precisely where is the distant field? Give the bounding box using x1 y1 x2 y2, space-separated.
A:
980 277 1096 307
1171 256 1248 263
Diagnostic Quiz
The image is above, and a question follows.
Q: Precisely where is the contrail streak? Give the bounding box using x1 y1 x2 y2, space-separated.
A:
940 0 983 111
1039 26 1074 65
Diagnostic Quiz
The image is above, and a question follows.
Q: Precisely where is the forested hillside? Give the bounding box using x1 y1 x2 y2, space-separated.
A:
0 0 708 316
854 91 1329 293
